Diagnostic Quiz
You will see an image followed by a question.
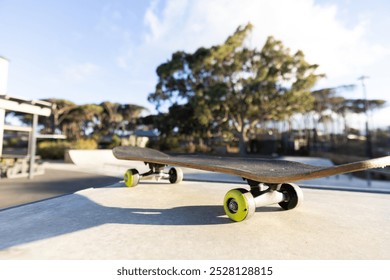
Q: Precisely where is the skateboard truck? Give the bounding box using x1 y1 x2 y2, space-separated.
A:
123 163 183 187
124 164 303 222
223 181 303 222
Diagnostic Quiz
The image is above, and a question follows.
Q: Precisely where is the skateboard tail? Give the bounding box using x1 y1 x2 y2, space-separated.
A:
154 155 390 184
284 156 390 183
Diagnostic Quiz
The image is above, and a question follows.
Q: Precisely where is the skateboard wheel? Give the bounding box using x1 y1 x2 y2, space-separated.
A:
124 169 140 187
168 167 183 184
278 183 303 210
223 188 256 222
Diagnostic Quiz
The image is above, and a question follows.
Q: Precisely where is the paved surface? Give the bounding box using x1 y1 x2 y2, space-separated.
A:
0 178 389 259
0 168 119 209
0 151 389 259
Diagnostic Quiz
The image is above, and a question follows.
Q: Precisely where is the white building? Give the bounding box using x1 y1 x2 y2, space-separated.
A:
0 56 9 95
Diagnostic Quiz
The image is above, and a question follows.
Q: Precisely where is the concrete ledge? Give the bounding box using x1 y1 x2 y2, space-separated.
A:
65 149 129 167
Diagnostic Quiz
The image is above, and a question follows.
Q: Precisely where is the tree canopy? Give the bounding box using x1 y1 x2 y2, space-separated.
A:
148 23 323 154
38 99 147 141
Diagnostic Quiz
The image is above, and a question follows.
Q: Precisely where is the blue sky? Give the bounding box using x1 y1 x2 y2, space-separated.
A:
1 0 389 128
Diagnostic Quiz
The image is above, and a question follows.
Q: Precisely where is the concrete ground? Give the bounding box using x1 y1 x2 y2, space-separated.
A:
0 168 119 209
0 173 389 259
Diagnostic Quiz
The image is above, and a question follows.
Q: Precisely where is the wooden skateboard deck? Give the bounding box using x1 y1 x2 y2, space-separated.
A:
113 146 390 184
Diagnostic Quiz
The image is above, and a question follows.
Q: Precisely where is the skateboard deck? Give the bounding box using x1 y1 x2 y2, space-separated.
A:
113 146 390 184
113 146 390 222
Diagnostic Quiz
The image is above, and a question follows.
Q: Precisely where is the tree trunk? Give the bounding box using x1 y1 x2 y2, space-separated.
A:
238 129 248 156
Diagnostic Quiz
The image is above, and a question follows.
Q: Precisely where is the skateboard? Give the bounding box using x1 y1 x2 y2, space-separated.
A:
113 146 390 222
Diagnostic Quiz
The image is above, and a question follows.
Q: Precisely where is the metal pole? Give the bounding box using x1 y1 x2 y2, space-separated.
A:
358 75 371 186
28 114 38 179
0 109 4 180
0 108 5 157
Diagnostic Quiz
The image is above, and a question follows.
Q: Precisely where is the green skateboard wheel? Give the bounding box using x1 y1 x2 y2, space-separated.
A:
223 188 255 222
124 169 140 187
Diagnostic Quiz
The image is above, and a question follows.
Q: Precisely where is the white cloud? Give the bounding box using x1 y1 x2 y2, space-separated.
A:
136 0 390 126
142 0 390 85
144 0 190 43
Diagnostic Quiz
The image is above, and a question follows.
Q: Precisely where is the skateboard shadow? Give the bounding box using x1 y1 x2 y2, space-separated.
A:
256 206 285 213
0 194 231 250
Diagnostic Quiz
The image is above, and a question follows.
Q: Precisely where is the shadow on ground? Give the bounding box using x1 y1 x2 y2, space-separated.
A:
0 190 283 250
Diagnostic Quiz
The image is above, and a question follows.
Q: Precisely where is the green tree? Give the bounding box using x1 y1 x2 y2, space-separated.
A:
149 23 323 154
311 85 355 135
344 99 386 114
100 102 147 135
61 104 103 140
37 99 147 141
39 98 77 134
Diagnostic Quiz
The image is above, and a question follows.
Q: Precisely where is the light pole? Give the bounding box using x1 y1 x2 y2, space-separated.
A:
358 75 372 158
358 75 372 186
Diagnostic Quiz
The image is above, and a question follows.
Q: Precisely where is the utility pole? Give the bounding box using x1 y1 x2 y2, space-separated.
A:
358 76 372 158
358 75 372 186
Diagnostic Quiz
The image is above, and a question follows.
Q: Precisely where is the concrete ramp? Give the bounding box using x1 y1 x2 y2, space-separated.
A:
67 149 124 167
65 149 149 176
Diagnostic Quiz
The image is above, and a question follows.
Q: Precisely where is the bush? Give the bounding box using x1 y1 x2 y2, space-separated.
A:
70 138 98 150
38 141 71 159
109 135 121 149
38 138 98 159
158 136 180 151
